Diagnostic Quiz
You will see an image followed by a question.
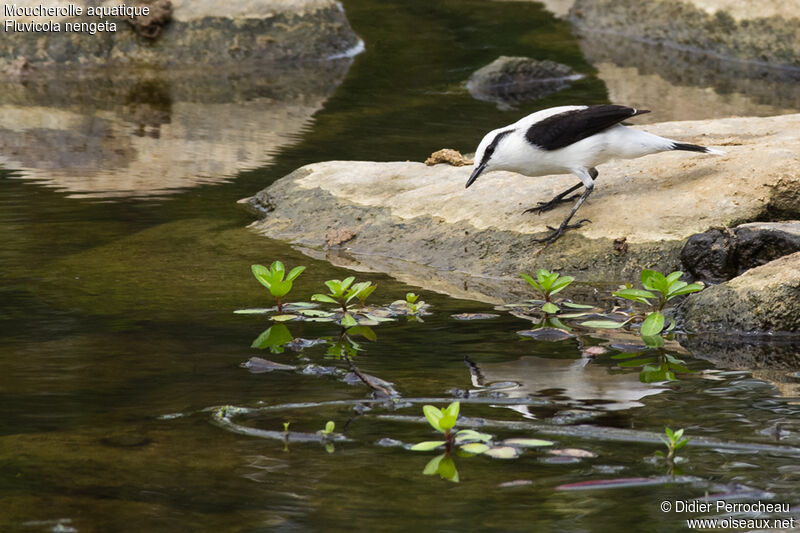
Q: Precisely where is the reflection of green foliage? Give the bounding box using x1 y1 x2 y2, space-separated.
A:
324 326 377 360
251 323 293 353
423 454 459 482
612 349 692 383
312 277 377 315
521 269 574 314
251 261 306 313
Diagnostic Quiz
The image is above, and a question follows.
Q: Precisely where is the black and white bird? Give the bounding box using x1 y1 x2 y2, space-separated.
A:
465 104 724 243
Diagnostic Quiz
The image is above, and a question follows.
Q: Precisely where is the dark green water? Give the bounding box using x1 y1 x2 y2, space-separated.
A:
2 1 799 531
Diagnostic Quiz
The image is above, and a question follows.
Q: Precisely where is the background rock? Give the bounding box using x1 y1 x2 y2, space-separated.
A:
1 0 361 68
466 56 584 108
569 0 800 69
681 222 800 283
246 114 800 303
678 251 800 333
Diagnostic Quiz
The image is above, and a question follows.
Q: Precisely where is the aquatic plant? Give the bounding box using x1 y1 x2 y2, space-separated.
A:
580 269 703 333
614 269 704 335
320 420 336 436
521 269 574 314
312 276 377 319
656 426 690 475
410 402 553 481
251 261 306 313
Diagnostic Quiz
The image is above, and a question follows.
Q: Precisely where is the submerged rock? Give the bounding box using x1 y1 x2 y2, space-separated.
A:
246 114 800 304
466 56 583 107
681 222 800 283
678 251 800 334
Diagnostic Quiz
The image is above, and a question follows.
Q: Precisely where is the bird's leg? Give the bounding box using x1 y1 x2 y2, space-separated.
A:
532 168 596 244
523 182 582 214
523 167 598 215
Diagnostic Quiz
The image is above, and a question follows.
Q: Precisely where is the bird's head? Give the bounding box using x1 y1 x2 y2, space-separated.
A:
466 128 514 188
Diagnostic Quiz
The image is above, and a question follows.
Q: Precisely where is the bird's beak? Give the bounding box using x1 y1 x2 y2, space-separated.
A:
465 162 486 189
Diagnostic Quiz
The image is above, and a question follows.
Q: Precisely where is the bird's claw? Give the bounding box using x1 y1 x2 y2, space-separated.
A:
523 194 579 215
534 219 591 244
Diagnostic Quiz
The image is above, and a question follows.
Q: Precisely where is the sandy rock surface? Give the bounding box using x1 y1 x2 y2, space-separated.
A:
246 114 800 303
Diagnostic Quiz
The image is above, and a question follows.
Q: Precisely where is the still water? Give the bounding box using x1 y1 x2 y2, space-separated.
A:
2 1 799 531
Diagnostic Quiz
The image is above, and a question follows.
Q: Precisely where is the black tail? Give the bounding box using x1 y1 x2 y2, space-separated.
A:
672 142 712 153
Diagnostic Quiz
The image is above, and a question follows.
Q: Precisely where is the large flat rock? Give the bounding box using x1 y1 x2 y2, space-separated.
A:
1 0 360 68
246 114 800 303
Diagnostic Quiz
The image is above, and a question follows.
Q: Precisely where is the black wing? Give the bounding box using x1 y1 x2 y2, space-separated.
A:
525 105 650 151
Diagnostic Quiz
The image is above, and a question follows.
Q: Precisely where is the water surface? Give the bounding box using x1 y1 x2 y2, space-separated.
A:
2 1 799 531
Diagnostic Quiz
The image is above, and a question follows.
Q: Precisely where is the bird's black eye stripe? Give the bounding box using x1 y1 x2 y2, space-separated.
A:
480 129 512 166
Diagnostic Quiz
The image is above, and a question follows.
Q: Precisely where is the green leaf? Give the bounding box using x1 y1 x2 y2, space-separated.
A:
613 288 657 305
665 427 675 440
340 276 355 292
556 312 591 319
673 428 684 440
340 313 358 328
444 401 460 421
674 438 690 450
412 441 446 451
355 284 377 302
503 438 554 447
439 413 457 431
641 269 668 294
562 302 594 309
641 312 665 337
251 264 274 289
579 320 627 329
667 280 688 295
298 309 335 317
547 317 571 331
311 294 338 304
642 334 664 348
271 314 297 322
666 271 683 284
269 279 292 298
286 265 306 282
541 302 560 314
325 421 335 434
406 293 419 304
521 273 544 294
324 280 342 296
460 442 490 454
666 283 704 298
483 446 519 459
549 275 574 296
455 429 492 443
422 405 444 432
270 261 285 280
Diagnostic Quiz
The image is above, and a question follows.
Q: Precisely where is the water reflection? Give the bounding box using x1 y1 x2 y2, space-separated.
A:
0 60 353 199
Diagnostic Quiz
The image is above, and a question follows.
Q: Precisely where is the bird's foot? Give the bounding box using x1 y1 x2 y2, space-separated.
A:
523 195 579 215
532 219 591 244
